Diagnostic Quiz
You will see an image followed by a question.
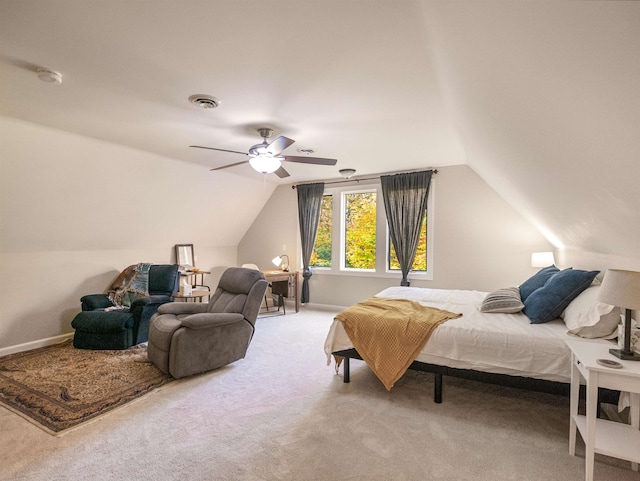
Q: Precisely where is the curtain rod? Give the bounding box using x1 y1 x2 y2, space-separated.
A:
291 168 438 189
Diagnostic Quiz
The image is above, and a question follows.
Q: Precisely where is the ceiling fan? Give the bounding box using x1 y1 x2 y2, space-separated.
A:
190 128 337 178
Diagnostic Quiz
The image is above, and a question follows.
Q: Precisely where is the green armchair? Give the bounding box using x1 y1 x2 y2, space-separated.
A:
72 264 179 350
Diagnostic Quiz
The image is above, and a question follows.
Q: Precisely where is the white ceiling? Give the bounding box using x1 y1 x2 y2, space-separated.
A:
1 1 638 259
0 0 464 180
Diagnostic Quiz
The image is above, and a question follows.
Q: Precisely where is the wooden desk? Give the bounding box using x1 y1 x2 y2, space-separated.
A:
262 270 299 313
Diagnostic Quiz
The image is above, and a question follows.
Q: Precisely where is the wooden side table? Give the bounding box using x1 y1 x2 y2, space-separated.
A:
180 270 210 288
172 289 210 302
567 337 640 481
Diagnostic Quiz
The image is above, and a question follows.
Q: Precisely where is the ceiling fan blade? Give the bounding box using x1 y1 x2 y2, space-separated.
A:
191 145 248 156
266 136 295 155
283 155 337 166
274 166 290 178
209 160 249 171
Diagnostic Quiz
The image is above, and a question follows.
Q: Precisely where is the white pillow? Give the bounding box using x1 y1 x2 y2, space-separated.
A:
479 287 524 313
562 285 620 339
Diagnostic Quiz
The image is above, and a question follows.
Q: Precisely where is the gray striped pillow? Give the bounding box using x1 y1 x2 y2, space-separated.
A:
480 287 524 313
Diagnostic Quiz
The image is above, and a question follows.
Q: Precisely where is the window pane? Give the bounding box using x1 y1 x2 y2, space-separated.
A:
389 211 427 271
310 195 332 267
344 192 376 269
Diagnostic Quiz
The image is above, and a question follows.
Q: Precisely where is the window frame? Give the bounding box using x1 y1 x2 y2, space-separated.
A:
310 177 434 281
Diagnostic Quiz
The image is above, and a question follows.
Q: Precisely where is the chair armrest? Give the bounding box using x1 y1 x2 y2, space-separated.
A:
131 295 173 309
81 294 114 311
181 313 245 330
157 302 209 316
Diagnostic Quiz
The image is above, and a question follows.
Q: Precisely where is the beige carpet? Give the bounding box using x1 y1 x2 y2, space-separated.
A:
0 340 173 434
0 307 637 481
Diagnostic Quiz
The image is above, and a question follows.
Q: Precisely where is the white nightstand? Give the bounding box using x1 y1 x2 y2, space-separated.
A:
567 337 640 481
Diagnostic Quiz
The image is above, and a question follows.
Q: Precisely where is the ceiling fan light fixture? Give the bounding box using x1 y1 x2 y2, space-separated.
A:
249 143 269 156
249 155 282 174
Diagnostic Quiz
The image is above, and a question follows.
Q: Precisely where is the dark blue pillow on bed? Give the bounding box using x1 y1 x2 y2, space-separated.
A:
518 265 560 301
523 268 599 324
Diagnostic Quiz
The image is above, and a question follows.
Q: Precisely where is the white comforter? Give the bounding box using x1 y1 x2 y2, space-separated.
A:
324 286 574 383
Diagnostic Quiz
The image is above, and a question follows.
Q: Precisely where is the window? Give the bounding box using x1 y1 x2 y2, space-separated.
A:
310 195 332 267
344 191 376 269
311 180 434 279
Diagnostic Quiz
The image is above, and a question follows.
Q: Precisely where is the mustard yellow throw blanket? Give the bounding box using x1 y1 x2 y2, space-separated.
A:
335 297 462 391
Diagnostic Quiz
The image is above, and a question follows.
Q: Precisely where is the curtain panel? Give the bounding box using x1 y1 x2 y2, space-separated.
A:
381 170 433 286
297 182 325 303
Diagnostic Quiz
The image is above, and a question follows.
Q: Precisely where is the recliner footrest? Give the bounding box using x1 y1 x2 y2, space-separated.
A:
71 310 135 350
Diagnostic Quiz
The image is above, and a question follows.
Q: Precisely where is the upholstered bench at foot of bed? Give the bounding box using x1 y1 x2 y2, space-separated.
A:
71 310 135 350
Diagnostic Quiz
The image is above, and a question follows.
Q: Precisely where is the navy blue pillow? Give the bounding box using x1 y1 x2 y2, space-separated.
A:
518 265 560 301
523 268 599 324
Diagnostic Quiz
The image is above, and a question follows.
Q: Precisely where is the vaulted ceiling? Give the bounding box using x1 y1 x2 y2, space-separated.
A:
1 1 638 259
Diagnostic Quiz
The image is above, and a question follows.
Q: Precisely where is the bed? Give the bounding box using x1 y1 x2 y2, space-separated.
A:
324 275 621 403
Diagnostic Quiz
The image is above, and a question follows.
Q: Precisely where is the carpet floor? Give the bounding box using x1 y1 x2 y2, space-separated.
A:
0 307 637 481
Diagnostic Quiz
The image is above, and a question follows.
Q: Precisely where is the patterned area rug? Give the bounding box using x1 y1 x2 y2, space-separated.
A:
0 340 174 435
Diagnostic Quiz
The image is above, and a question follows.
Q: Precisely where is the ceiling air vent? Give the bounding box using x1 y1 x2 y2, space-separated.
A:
188 94 221 109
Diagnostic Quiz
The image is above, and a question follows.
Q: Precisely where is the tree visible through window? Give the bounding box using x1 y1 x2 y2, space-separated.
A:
344 191 376 269
389 211 427 271
310 195 332 267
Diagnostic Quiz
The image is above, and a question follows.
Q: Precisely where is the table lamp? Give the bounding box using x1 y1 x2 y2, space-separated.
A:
531 251 555 268
597 269 640 361
272 254 290 272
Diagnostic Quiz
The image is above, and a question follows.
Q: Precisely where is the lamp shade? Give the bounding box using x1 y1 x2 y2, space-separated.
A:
272 254 290 271
531 252 555 267
597 269 640 310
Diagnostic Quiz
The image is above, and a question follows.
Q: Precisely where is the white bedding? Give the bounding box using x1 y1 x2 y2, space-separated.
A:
324 286 580 383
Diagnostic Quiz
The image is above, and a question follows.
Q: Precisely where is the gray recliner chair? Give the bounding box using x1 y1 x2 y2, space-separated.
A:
147 267 268 379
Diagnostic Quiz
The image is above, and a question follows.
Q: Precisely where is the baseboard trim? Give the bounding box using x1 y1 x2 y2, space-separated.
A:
0 333 74 357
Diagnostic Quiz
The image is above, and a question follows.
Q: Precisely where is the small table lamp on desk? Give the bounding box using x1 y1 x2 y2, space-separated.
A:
598 269 640 361
272 254 290 272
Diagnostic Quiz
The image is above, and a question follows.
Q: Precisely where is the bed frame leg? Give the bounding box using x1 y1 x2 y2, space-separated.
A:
434 373 442 403
343 357 350 383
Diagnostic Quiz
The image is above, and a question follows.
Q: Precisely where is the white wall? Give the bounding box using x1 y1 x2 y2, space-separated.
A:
0 117 274 350
240 165 555 308
238 186 301 272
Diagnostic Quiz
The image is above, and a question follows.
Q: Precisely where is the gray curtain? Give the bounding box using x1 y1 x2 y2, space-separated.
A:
297 182 325 303
381 170 433 286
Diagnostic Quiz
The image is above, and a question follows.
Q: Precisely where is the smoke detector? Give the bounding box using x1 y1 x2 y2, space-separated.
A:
188 94 221 109
37 68 62 84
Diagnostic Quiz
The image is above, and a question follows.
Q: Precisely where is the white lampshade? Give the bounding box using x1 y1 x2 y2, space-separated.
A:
598 269 640 310
272 254 290 271
531 251 555 268
249 155 281 174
